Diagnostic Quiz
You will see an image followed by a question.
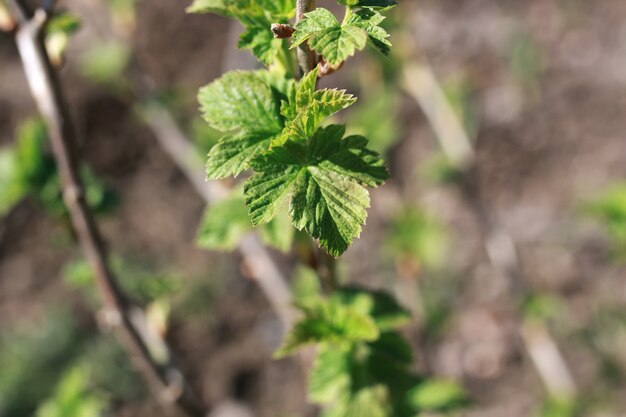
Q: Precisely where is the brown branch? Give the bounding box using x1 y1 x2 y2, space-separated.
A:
8 2 207 416
295 0 316 74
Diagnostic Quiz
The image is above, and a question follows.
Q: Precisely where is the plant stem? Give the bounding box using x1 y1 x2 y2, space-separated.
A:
295 0 316 75
342 6 353 25
8 2 207 416
295 0 340 292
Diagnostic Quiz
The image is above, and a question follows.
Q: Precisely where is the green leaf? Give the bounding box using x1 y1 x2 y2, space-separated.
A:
196 188 294 252
46 12 81 35
78 41 130 85
14 119 52 190
333 288 412 331
196 194 252 251
309 346 352 403
187 0 295 64
277 70 356 143
323 385 390 417
292 8 368 66
347 9 392 56
198 71 282 133
337 0 398 9
284 90 357 143
0 149 26 216
259 207 294 252
275 298 379 357
245 125 388 256
292 265 323 308
238 15 283 66
35 365 108 417
408 379 468 412
205 131 276 179
188 0 295 18
199 71 286 179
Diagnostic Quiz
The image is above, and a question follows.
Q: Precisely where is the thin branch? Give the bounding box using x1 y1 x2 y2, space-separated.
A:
9 2 207 416
295 0 316 74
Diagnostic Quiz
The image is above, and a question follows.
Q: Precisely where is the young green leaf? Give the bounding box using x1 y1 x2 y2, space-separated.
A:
0 149 26 216
199 71 282 133
309 346 352 403
245 125 388 256
275 299 379 357
197 194 252 251
332 287 411 330
199 71 284 178
258 208 294 252
238 15 283 66
292 8 367 67
347 9 392 56
292 8 392 66
277 69 356 143
408 379 468 412
205 131 278 179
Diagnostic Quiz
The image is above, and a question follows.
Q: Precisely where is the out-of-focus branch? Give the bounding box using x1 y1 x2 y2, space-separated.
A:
140 104 297 329
8 2 207 416
295 0 316 74
402 57 577 399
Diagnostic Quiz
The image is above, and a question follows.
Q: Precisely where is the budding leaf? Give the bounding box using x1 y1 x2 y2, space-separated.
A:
292 8 392 66
278 69 356 144
245 125 388 257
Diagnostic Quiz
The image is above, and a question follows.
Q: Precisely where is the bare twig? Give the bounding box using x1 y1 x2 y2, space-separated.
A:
9 2 207 415
402 58 577 399
295 0 316 74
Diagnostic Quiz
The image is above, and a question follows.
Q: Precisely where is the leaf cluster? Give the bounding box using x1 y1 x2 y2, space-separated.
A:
276 285 468 417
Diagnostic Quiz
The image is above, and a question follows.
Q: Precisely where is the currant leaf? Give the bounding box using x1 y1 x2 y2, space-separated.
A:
244 125 388 256
199 71 285 178
291 8 368 66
